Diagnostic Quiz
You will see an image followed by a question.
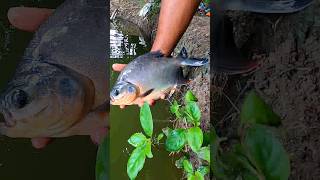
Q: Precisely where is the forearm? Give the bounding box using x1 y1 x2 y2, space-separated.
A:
151 0 200 56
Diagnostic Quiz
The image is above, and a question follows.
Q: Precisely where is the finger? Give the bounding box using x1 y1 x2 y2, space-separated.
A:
148 99 155 106
120 105 126 109
8 7 54 32
137 100 144 107
160 94 166 99
31 137 52 149
90 127 108 145
112 64 127 72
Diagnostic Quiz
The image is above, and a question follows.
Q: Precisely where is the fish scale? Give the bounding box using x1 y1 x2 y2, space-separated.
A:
110 50 208 106
0 0 108 138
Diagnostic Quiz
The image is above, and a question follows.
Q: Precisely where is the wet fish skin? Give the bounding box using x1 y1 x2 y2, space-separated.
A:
110 51 208 106
0 0 108 138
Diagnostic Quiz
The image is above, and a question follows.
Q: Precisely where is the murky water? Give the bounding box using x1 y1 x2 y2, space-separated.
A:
109 22 181 180
0 0 182 179
0 1 96 179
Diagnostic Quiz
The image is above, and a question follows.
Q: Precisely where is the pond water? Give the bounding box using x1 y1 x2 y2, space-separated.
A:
0 0 182 179
0 1 96 179
109 22 182 179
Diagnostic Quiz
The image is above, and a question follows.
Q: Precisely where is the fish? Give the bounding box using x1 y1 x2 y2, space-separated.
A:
0 0 108 138
110 48 208 106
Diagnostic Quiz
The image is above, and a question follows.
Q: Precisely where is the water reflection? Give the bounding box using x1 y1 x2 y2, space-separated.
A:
110 29 147 59
110 23 181 179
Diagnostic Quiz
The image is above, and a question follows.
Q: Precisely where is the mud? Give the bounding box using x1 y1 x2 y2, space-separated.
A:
213 0 320 179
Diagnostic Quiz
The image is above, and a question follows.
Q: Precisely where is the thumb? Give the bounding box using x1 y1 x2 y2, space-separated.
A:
112 63 127 72
8 7 54 32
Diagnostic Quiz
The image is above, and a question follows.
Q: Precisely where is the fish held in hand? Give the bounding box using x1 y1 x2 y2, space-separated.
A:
110 48 208 106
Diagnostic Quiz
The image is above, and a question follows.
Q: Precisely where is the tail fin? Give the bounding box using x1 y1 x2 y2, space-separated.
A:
220 0 314 13
180 58 209 67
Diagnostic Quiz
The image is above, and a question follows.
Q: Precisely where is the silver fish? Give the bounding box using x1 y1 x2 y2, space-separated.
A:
0 0 108 138
110 48 208 106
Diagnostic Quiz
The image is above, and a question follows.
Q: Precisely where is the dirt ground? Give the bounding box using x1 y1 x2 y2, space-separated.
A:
212 1 320 179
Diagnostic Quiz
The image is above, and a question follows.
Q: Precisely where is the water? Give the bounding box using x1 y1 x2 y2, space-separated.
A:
0 1 96 179
0 0 182 178
109 23 182 180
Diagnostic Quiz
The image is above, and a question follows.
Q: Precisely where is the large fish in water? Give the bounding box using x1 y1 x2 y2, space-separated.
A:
0 0 108 138
110 49 208 106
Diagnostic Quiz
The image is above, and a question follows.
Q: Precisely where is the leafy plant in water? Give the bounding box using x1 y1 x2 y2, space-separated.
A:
127 103 154 179
97 90 289 180
126 91 210 179
95 137 109 180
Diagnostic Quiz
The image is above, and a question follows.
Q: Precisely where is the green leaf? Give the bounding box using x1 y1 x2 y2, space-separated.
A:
185 90 198 102
243 124 290 180
145 139 153 158
127 146 146 180
95 137 108 180
186 127 203 152
242 169 260 180
202 132 210 147
157 133 164 142
197 166 209 176
211 128 234 179
197 146 210 162
165 129 186 152
162 127 172 136
140 102 153 137
241 91 281 126
170 100 182 118
175 156 187 169
128 133 147 147
183 159 194 173
187 171 204 180
185 101 201 125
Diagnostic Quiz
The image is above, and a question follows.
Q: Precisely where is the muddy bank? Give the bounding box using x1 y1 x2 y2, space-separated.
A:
110 0 210 128
213 1 320 178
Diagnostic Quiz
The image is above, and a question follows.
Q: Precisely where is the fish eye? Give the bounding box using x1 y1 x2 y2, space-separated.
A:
12 90 29 109
113 89 120 96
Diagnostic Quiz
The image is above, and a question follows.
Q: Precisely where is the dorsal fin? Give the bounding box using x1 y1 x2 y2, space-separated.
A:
178 47 188 59
147 51 165 58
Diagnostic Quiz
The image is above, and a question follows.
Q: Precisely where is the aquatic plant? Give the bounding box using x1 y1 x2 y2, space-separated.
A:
126 90 210 180
95 90 290 180
96 136 109 180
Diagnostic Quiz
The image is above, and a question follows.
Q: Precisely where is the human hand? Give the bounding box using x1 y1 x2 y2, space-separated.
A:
7 7 107 149
112 63 166 109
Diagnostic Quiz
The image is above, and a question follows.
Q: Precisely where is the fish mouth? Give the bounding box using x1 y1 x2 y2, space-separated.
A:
110 96 115 104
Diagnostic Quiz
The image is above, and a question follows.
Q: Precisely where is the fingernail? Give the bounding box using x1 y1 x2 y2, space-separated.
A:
31 138 51 149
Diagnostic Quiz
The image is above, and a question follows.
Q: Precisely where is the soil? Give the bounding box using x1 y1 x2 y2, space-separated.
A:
212 0 320 179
